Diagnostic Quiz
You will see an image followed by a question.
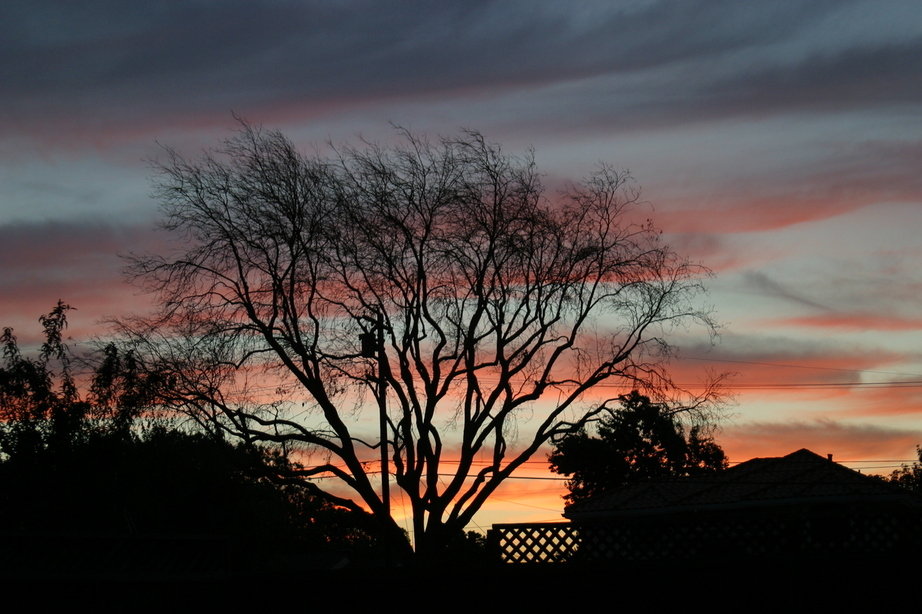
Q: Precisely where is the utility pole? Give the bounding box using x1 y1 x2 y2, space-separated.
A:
376 310 389 517
361 311 389 516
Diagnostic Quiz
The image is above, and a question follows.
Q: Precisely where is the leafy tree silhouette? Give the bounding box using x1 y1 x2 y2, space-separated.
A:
549 390 727 505
888 446 922 494
0 303 386 574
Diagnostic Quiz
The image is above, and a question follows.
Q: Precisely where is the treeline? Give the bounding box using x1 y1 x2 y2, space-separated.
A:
0 303 389 576
3 302 919 576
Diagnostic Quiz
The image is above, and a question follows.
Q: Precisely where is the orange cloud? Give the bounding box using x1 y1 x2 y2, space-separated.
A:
657 200 864 235
826 385 922 419
764 312 922 331
720 419 922 473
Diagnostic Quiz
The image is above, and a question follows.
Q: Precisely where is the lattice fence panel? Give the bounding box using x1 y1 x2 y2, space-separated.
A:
492 508 922 565
492 523 580 564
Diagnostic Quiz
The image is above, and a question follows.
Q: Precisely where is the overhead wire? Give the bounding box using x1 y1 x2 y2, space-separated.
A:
187 355 922 488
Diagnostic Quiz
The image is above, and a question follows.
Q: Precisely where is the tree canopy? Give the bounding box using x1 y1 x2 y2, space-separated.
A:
887 446 922 494
122 122 723 554
0 304 386 570
549 390 728 506
0 301 141 458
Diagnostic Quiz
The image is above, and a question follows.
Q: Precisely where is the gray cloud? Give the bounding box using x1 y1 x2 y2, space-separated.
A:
0 219 156 273
4 0 916 139
0 219 161 343
741 271 830 311
0 220 156 310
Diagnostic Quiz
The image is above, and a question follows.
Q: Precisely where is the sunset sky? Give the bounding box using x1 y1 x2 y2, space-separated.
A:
3 1 922 530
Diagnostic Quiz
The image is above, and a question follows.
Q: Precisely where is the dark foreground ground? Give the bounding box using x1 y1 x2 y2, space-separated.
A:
0 548 910 609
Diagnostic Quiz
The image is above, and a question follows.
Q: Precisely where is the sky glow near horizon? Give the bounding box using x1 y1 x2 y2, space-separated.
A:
3 0 922 529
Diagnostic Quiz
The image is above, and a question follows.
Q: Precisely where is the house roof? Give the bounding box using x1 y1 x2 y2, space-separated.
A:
564 448 919 521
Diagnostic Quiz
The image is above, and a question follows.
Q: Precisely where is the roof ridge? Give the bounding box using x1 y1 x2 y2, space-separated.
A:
564 447 915 520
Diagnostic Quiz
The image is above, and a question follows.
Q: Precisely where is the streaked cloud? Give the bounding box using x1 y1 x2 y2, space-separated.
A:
740 271 830 311
721 418 922 466
0 220 158 343
767 313 922 331
4 1 919 143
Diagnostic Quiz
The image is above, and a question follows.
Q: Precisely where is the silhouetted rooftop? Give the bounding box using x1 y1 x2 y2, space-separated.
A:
564 448 919 521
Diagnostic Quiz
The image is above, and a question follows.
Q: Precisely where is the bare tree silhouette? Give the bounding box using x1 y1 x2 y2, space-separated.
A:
122 122 723 555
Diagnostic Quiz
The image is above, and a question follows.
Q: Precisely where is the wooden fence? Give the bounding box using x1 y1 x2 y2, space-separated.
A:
491 504 922 565
489 523 580 564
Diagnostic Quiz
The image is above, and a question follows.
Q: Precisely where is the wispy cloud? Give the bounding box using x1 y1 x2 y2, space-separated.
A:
740 272 829 310
767 313 922 331
0 220 158 343
4 1 918 143
721 418 922 465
